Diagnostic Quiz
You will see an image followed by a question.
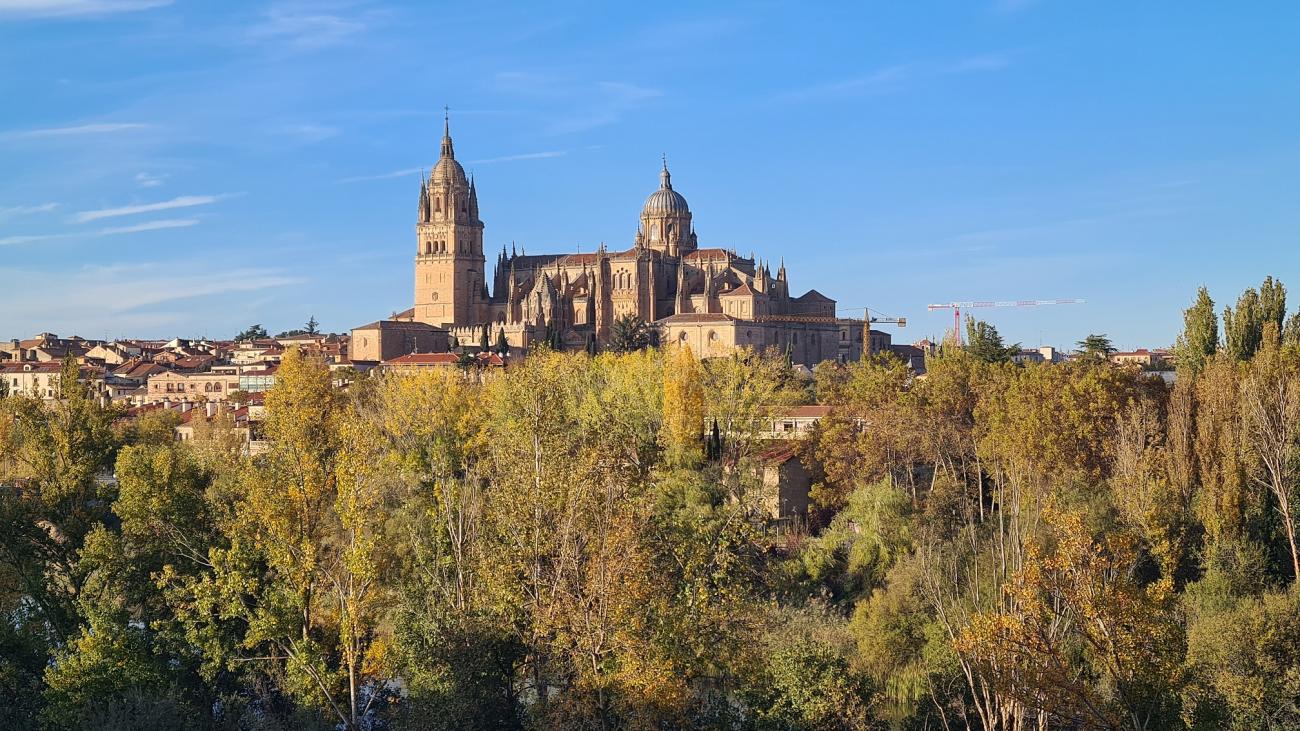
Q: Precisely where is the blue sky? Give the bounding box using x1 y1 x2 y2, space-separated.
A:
2 1 1298 348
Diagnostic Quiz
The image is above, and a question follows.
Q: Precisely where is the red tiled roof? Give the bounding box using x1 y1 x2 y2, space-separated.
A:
0 362 64 373
353 320 445 332
773 405 831 418
383 352 505 367
384 352 460 365
682 248 733 261
793 289 833 302
721 282 758 297
756 443 800 463
656 313 737 324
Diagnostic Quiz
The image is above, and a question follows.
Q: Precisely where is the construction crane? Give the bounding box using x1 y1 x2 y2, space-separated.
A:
836 307 907 328
836 307 908 358
927 299 1084 346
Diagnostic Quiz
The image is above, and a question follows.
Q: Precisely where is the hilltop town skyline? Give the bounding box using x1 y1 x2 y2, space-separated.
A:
3 2 1299 347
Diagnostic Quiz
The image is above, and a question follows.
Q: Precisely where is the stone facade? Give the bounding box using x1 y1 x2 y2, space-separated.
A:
398 117 852 367
350 320 449 363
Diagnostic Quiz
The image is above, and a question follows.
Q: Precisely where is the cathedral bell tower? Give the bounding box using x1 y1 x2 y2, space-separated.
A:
414 113 486 327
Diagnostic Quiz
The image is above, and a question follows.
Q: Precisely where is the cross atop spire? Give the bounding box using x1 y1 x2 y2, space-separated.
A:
660 154 671 189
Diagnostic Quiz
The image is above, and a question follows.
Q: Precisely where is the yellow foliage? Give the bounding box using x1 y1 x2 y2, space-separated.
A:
661 344 704 467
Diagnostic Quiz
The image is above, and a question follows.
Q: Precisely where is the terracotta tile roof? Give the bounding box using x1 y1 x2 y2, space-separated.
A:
353 319 445 332
558 252 600 266
772 405 831 418
112 360 168 379
384 352 460 366
383 352 505 367
655 313 737 324
793 289 834 302
682 248 733 261
721 282 758 297
0 362 64 373
756 443 800 463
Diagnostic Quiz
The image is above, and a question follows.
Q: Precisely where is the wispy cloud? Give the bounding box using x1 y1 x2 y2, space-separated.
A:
466 150 566 165
0 233 71 247
97 218 199 235
244 2 373 50
774 53 1013 104
337 150 567 184
0 0 171 19
773 65 910 104
546 81 663 135
1 217 203 246
6 122 152 138
947 53 1013 73
1 263 304 335
275 123 341 143
72 194 222 223
134 171 167 187
0 202 59 220
337 167 422 184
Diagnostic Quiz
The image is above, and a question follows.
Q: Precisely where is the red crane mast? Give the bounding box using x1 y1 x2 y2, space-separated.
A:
926 299 1084 346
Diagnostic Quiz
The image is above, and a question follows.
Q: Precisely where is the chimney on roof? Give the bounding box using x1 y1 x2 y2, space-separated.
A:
180 402 193 413
205 402 216 418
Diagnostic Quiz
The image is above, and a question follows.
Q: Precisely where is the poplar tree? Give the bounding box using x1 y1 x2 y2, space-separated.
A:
661 344 705 467
1224 287 1264 361
1175 286 1218 375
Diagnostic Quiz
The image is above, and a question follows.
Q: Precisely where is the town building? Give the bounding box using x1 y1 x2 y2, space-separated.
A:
1 361 106 401
144 367 241 404
350 320 448 364
1109 348 1171 368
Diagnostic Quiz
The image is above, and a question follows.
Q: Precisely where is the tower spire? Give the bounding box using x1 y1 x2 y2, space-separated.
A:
660 153 671 189
440 106 454 159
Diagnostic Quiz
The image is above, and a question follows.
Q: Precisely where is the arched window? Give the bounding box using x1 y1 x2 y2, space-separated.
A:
435 197 442 212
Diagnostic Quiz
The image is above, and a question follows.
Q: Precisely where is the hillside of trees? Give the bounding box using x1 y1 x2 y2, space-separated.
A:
4 278 1300 730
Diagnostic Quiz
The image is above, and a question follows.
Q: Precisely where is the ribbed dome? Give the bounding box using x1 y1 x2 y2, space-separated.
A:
642 163 689 215
430 155 467 185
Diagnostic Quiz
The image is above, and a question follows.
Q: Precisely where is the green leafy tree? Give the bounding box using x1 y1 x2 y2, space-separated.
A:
963 316 1018 364
479 323 490 352
235 323 269 341
745 637 876 730
495 327 509 356
609 313 651 353
1076 333 1116 358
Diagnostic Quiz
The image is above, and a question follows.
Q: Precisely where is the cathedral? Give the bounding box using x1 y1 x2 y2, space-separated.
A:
361 117 862 367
